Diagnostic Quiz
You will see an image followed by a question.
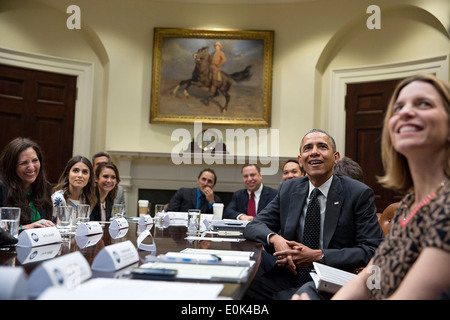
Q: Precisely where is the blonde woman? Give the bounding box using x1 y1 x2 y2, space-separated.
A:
327 74 450 300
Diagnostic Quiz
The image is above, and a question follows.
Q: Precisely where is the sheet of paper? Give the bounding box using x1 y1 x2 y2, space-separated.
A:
39 278 224 300
140 261 251 282
180 248 254 258
185 236 244 242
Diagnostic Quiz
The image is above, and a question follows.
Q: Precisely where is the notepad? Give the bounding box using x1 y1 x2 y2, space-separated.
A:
180 248 254 258
139 261 251 283
310 262 356 294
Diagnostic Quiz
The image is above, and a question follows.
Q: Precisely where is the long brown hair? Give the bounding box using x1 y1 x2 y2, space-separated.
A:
95 162 120 203
377 74 450 193
52 155 97 210
0 137 52 224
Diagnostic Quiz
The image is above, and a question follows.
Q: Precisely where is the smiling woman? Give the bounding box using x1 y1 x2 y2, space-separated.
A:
0 137 54 229
328 74 450 300
90 162 121 222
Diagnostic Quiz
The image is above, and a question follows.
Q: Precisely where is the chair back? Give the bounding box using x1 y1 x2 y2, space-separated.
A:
378 202 400 235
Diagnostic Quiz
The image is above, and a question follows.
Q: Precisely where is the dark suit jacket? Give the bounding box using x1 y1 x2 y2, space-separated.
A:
166 187 221 214
223 185 278 219
243 174 384 270
90 188 113 221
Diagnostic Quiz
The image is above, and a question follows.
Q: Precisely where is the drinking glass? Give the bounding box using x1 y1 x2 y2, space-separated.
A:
55 206 74 234
112 204 125 219
187 209 201 234
0 207 21 248
154 204 165 228
75 204 90 225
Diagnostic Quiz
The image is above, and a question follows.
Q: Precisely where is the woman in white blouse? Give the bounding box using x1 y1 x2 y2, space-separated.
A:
51 155 97 212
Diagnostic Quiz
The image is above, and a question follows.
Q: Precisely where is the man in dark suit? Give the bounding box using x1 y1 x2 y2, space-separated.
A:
243 129 384 299
224 164 277 221
166 168 220 214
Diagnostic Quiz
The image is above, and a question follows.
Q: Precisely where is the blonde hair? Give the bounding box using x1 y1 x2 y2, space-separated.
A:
377 74 450 193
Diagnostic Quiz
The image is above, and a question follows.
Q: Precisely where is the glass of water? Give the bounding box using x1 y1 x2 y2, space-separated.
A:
112 204 125 220
55 206 74 234
154 204 165 228
75 204 90 225
0 207 21 248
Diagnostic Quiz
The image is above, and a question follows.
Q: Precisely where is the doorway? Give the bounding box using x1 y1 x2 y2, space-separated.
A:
0 64 77 183
345 78 404 211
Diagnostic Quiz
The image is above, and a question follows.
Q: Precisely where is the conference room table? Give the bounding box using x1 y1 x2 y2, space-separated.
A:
0 217 263 300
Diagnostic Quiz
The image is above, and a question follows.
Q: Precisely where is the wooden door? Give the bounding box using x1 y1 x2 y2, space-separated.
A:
0 64 77 183
345 79 404 211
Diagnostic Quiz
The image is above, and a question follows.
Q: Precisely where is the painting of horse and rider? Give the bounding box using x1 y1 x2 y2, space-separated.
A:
150 28 274 126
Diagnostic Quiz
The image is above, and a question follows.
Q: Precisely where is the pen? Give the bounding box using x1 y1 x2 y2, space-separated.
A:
210 254 222 261
159 255 220 264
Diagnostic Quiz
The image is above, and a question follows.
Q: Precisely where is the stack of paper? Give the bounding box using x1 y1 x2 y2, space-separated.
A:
141 248 255 283
310 262 356 294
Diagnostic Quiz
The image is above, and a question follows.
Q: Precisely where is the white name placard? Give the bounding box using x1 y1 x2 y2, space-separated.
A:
17 227 62 247
0 267 28 300
16 243 61 265
28 251 92 298
109 217 129 230
109 227 128 239
138 215 153 225
75 233 103 249
137 229 156 252
75 221 103 236
91 240 139 272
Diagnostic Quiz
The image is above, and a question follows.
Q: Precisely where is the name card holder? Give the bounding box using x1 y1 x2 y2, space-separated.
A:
16 243 62 264
109 227 128 239
138 215 153 225
137 229 156 252
109 217 129 230
17 227 62 247
28 251 92 298
75 233 103 249
0 267 28 300
91 240 139 272
75 221 103 236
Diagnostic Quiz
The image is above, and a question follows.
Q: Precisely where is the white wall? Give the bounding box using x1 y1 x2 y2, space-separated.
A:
0 0 448 213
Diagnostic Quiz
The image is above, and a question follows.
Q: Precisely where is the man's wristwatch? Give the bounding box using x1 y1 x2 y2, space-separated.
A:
319 251 326 264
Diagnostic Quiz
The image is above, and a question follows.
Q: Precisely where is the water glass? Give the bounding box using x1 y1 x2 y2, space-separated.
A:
55 206 74 234
187 209 201 234
112 204 125 219
75 204 90 225
0 207 21 242
154 204 165 228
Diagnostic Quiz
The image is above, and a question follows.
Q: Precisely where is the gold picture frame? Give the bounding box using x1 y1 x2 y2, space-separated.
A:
150 28 274 127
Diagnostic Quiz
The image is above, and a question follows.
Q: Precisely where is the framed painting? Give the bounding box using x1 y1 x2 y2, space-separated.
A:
150 28 274 127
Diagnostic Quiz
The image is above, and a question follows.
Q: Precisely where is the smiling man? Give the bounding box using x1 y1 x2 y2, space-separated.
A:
167 168 221 214
224 164 277 221
243 129 384 300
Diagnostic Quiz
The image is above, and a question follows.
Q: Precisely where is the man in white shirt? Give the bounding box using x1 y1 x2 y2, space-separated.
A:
223 164 277 221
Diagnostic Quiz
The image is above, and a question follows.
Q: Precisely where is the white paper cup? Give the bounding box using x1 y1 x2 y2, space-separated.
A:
212 203 224 220
138 200 149 216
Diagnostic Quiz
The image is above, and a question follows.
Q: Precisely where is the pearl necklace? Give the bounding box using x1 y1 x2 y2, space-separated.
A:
401 178 448 227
